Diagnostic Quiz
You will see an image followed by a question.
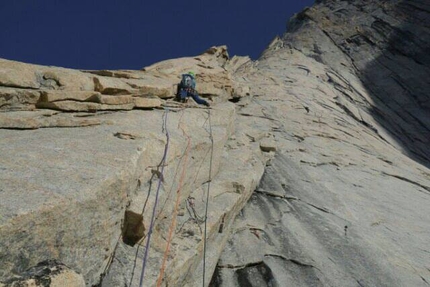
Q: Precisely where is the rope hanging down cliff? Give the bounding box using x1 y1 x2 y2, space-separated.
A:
202 109 214 287
156 111 192 287
137 107 213 287
139 108 170 287
155 108 214 287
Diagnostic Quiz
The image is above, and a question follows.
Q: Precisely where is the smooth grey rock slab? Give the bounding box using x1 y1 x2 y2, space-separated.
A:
211 155 429 287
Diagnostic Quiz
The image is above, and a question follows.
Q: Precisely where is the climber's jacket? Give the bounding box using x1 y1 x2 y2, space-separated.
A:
176 73 210 107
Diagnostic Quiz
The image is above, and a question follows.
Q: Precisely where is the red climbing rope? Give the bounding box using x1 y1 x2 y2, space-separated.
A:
138 107 213 287
156 117 192 287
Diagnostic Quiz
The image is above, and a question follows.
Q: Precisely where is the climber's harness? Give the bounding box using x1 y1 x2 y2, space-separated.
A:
183 87 196 94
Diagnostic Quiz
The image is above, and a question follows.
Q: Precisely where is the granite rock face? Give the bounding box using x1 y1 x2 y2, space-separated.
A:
0 260 85 287
212 0 430 286
0 46 234 113
0 47 264 287
290 0 430 166
1 1 430 287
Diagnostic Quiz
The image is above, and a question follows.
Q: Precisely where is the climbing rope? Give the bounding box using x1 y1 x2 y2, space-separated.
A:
139 108 170 287
156 115 192 287
202 109 214 287
154 109 187 222
134 106 213 287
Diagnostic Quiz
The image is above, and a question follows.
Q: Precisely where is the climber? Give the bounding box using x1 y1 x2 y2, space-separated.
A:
176 71 210 107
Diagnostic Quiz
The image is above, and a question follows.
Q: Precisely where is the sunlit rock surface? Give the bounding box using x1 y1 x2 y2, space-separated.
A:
212 0 430 286
1 1 429 286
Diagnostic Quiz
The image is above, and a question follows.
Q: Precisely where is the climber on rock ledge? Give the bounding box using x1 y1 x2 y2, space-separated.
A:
176 71 210 107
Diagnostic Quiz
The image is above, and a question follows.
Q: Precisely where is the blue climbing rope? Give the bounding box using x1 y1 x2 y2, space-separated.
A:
139 109 170 287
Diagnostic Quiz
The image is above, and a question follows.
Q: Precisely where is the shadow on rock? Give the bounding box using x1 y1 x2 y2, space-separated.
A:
343 0 430 167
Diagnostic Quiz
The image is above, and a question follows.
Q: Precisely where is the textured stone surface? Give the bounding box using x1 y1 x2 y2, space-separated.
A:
38 91 101 103
0 104 240 286
133 96 162 109
101 107 268 287
0 87 40 111
0 46 233 113
36 100 135 112
0 111 102 129
212 1 430 286
0 260 85 287
0 46 240 286
0 58 94 91
1 1 430 286
283 0 430 166
212 154 430 287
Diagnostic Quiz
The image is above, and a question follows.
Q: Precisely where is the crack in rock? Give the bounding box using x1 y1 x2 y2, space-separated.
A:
382 172 430 194
217 254 316 270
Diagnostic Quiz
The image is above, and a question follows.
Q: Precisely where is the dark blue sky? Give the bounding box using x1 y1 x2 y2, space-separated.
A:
0 1 314 70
